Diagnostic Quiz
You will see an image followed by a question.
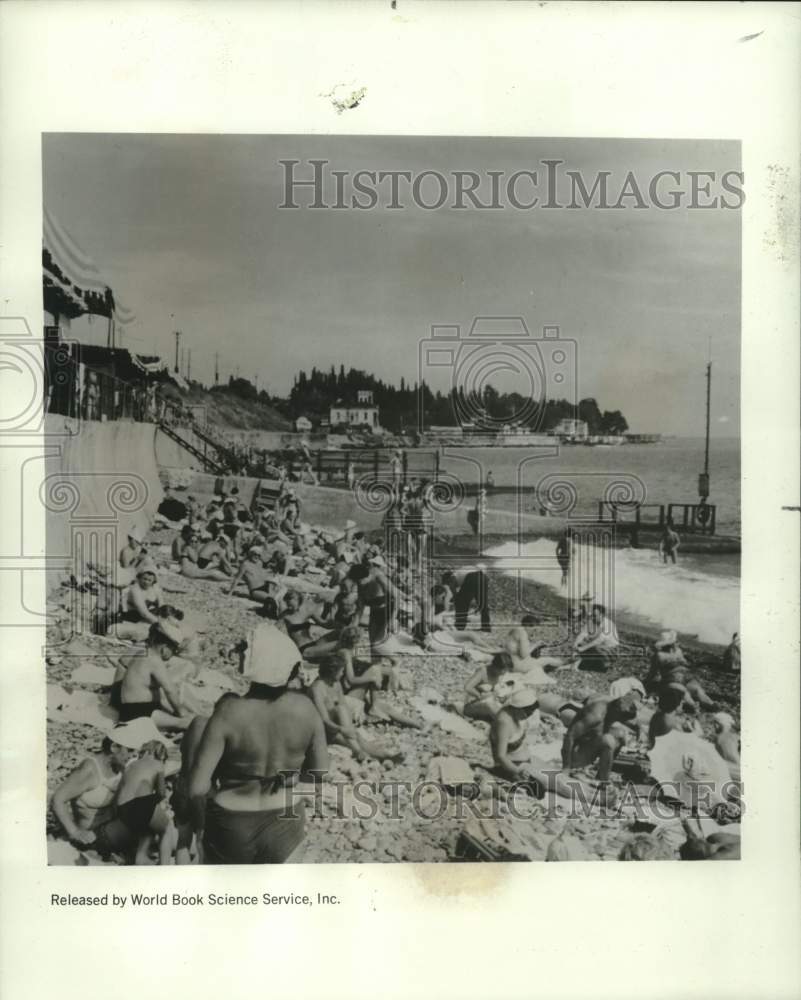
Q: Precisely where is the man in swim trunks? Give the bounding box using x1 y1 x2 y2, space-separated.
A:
117 621 193 731
561 690 643 782
188 622 329 865
658 524 681 565
644 628 716 711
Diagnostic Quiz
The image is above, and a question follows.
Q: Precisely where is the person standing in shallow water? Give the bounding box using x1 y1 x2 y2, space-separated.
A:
555 528 572 587
658 523 681 564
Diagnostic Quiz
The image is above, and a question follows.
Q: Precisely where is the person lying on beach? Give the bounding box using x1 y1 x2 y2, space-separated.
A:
114 738 178 865
644 629 716 711
309 655 405 763
112 561 163 641
505 615 577 677
561 689 643 782
114 621 194 731
573 604 619 672
188 623 329 865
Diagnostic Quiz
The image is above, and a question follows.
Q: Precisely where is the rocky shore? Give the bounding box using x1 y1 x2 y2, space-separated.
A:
45 477 740 866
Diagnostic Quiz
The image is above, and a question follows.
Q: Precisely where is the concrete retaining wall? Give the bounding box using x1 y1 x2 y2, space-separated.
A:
43 416 169 593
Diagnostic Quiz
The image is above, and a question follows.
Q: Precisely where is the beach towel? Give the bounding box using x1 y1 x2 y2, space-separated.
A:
47 684 118 731
70 664 116 687
409 697 484 742
426 756 475 787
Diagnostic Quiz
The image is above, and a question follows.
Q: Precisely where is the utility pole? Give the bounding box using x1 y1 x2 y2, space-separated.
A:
214 352 219 386
174 330 182 373
254 373 258 394
188 350 192 382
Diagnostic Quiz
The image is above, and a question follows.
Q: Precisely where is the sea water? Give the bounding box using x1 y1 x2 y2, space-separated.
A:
439 437 741 535
486 537 739 646
462 438 740 644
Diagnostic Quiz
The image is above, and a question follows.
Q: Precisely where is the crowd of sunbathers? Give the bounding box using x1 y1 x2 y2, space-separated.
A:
51 479 742 865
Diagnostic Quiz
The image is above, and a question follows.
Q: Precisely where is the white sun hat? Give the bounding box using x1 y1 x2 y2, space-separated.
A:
241 622 302 686
110 717 167 750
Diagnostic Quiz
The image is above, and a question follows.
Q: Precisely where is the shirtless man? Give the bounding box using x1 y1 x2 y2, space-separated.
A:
309 655 403 763
658 524 681 565
188 623 329 864
562 690 643 782
644 629 716 711
116 621 193 731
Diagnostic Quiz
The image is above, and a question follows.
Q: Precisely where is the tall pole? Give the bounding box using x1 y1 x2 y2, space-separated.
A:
703 361 711 477
214 352 219 385
698 360 712 502
188 350 192 381
174 330 182 373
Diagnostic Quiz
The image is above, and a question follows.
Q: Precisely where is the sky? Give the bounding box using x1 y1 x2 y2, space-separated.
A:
43 134 741 436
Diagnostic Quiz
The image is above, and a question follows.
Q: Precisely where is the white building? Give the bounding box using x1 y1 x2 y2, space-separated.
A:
330 390 380 429
553 418 589 438
294 415 312 432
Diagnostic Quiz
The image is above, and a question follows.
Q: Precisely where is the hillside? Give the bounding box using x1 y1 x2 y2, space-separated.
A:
183 383 292 432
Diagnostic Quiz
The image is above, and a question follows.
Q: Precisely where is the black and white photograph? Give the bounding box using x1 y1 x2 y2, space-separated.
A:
42 134 743 866
2 4 800 1000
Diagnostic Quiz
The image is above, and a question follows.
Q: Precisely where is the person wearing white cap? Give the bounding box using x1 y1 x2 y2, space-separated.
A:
489 689 582 801
644 628 716 711
712 712 740 780
490 686 541 781
119 524 146 570
188 623 329 864
117 621 193 731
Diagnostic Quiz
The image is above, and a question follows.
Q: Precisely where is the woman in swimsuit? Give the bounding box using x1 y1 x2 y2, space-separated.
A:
112 563 163 641
461 652 516 721
490 689 595 801
50 736 131 847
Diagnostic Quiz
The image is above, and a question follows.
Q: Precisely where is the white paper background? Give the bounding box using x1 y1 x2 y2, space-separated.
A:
1 3 799 999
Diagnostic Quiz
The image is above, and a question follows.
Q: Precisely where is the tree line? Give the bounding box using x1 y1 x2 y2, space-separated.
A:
213 365 629 435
